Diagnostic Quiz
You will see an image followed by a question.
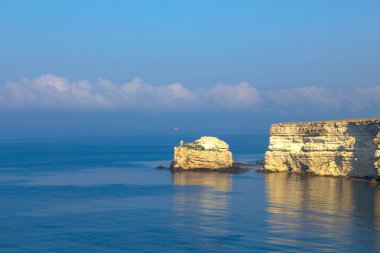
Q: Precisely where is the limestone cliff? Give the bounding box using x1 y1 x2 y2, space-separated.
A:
171 136 233 170
264 118 380 177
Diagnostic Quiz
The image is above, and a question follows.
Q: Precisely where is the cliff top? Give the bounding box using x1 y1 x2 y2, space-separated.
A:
274 118 380 126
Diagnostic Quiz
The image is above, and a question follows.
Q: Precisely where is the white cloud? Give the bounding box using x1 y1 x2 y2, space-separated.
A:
0 75 258 110
0 74 379 115
265 86 343 112
199 82 261 109
265 86 380 114
1 75 112 108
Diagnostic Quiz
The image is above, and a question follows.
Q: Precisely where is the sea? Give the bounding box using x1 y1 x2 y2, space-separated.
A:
0 133 379 252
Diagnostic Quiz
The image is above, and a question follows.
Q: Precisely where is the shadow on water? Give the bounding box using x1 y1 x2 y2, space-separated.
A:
171 172 232 252
265 173 380 251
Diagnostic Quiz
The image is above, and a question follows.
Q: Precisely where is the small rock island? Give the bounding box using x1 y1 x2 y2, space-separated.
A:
264 118 380 178
170 136 234 170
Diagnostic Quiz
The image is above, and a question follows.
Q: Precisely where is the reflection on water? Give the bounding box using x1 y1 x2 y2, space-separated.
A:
265 173 380 251
173 171 232 192
172 172 232 251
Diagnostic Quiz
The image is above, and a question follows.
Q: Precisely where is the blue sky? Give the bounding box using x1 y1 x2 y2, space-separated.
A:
0 0 379 134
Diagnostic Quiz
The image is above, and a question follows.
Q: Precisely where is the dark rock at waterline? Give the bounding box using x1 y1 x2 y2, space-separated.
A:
156 164 251 173
233 162 258 167
255 168 274 173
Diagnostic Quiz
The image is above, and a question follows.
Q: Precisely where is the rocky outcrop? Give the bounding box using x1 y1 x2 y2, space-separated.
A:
171 136 233 170
264 118 380 177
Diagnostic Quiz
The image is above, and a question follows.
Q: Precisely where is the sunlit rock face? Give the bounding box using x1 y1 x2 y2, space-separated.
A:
171 136 233 170
264 118 380 177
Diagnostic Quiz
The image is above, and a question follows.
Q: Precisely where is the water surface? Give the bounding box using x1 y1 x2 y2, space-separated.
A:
0 134 379 252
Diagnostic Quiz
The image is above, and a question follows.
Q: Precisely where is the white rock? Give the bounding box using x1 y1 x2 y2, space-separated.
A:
171 136 233 170
264 118 380 177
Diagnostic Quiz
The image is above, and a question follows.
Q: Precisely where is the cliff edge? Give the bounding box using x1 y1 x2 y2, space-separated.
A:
264 118 380 177
171 136 233 170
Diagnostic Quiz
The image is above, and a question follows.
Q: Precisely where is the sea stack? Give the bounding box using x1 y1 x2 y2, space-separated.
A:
171 136 233 170
264 118 380 178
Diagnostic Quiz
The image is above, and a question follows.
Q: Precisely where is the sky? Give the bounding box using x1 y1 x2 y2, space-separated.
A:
0 0 379 135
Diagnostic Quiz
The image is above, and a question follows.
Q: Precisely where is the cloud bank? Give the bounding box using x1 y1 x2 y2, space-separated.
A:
0 74 379 115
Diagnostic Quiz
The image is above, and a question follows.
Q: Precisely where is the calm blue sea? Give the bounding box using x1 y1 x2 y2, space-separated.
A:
0 133 379 252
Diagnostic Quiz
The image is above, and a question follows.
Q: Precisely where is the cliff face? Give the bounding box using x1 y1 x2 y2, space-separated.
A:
171 136 233 170
264 118 380 177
